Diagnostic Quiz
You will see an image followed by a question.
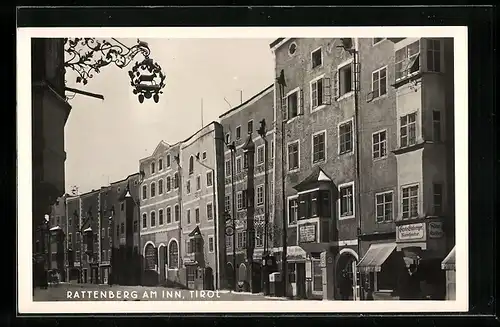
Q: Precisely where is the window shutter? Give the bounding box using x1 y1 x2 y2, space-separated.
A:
323 77 331 105
299 89 304 114
333 71 339 100
282 95 288 121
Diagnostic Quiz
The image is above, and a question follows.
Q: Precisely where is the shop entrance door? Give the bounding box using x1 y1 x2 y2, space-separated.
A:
296 263 306 298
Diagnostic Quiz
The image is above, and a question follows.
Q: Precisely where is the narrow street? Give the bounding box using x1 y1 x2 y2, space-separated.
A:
33 284 288 301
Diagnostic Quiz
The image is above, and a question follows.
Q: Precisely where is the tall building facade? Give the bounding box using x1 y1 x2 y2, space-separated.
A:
32 38 71 288
48 195 68 282
271 38 359 300
219 85 275 292
139 142 183 287
179 122 226 290
65 195 81 282
270 37 455 301
78 189 101 284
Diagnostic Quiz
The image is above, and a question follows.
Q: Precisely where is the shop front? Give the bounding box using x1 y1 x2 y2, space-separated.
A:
396 218 448 300
441 246 455 300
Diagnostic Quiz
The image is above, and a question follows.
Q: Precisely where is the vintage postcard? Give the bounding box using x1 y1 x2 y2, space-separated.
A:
17 26 468 314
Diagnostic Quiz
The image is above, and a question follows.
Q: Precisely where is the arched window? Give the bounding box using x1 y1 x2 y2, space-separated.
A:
166 176 171 192
151 162 155 174
168 240 179 269
189 156 194 175
142 185 147 200
158 179 164 194
159 159 163 171
150 211 156 227
142 213 147 228
150 182 156 197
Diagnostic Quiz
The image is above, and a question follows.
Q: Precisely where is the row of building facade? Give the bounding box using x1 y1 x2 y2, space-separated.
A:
45 37 456 300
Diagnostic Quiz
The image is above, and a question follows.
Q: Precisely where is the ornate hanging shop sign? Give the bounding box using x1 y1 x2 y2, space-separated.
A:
64 38 166 103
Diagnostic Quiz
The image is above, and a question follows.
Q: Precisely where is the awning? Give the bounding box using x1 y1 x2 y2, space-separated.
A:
441 246 455 270
357 243 397 273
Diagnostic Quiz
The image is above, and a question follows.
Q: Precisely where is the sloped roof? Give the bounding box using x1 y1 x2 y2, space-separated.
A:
188 225 202 237
293 167 333 192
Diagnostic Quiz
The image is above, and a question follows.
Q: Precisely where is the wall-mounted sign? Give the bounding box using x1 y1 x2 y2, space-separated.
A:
428 221 444 238
299 223 317 243
397 222 425 241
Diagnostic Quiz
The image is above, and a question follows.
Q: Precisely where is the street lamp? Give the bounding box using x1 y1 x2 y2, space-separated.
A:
64 38 166 103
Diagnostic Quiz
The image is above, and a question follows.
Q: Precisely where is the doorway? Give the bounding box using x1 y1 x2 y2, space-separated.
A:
204 267 214 290
83 268 88 283
336 252 357 300
226 262 235 290
296 263 306 298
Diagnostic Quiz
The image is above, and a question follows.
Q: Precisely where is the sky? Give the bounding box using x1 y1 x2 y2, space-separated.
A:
65 38 275 194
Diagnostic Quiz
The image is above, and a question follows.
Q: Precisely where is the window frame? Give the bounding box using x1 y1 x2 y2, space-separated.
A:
207 202 214 221
401 183 420 219
168 239 179 270
236 126 241 140
395 40 421 81
338 181 355 220
208 235 215 253
285 87 301 121
337 58 354 100
426 38 442 73
338 118 354 155
174 204 180 222
247 120 254 135
287 195 299 226
150 182 156 198
150 210 156 227
375 190 394 223
256 184 264 206
256 144 265 165
309 74 327 112
432 110 442 142
311 130 327 164
166 206 172 224
287 139 300 173
372 129 388 160
158 178 164 195
158 208 164 226
399 111 418 148
371 66 388 99
206 170 213 188
310 46 323 69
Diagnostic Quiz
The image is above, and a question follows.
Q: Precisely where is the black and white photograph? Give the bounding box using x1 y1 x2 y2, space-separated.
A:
17 26 468 313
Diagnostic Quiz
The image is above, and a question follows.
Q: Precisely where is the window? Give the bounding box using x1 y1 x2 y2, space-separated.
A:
426 39 441 72
142 185 147 200
168 240 179 269
338 63 353 97
402 185 419 219
288 42 297 55
376 191 393 223
102 250 106 261
339 121 353 154
237 231 247 249
159 159 163 171
433 110 442 142
433 183 443 215
208 236 214 253
150 183 156 197
311 77 328 109
174 173 179 189
311 48 322 68
373 38 385 45
237 192 243 211
289 198 298 225
166 154 171 168
372 67 387 98
202 151 207 160
206 171 213 187
196 175 201 191
151 162 155 174
225 133 230 144
101 228 105 238
256 145 264 165
339 183 354 218
189 156 194 175
68 233 72 243
159 209 164 225
372 130 387 159
248 120 253 134
225 160 231 176
236 157 242 174
256 185 264 206
395 40 420 80
255 227 263 248
133 220 138 232
166 176 171 192
311 194 318 217
312 259 323 292
174 205 180 222
400 112 417 147
195 208 200 224
243 153 249 169
287 141 299 171
187 209 191 224
225 195 231 213
150 211 156 227
186 180 191 194
166 207 172 224
226 236 233 250
286 90 299 119
120 223 125 234
236 126 241 140
158 179 164 194
312 131 326 163
207 203 213 220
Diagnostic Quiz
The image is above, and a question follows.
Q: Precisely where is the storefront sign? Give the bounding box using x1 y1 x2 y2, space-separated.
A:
298 223 317 243
397 223 425 241
428 221 444 238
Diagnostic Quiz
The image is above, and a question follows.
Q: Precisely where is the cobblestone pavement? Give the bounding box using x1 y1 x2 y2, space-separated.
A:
33 284 288 301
